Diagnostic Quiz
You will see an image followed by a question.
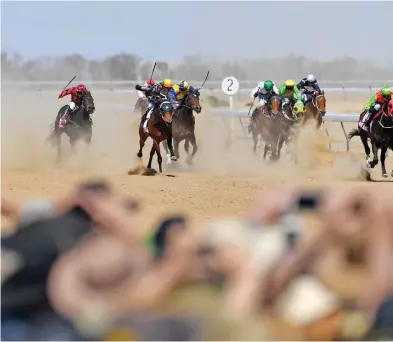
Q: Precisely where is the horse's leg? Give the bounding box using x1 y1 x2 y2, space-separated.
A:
137 132 148 158
147 143 156 170
263 143 269 160
369 142 379 169
166 134 177 161
156 142 164 173
186 134 198 165
316 114 323 129
174 138 180 159
184 138 190 157
162 139 169 155
277 134 285 160
360 133 371 166
252 130 258 156
380 147 388 177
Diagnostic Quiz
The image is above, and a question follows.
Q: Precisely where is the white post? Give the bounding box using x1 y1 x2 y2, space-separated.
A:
229 95 235 138
221 77 239 145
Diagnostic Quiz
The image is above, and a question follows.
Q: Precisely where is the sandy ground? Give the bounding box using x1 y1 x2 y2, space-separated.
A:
2 90 392 229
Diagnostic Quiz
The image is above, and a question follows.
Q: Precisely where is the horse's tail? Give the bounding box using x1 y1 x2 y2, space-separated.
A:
347 128 360 141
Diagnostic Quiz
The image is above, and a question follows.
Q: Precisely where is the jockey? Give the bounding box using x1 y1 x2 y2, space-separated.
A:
58 84 89 128
136 79 163 133
250 80 280 119
279 80 303 111
359 86 393 132
297 74 322 104
168 80 200 111
140 79 173 133
159 78 173 96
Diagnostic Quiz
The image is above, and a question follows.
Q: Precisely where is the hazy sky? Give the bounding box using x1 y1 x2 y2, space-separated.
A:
1 1 393 64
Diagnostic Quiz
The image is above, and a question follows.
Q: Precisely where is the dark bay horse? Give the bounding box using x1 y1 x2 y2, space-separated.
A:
301 91 327 129
135 101 176 174
48 92 95 163
348 99 393 177
249 96 282 160
165 92 202 165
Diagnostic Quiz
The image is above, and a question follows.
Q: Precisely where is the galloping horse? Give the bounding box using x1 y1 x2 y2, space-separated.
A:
48 92 95 163
134 97 148 116
249 96 282 160
164 92 202 165
348 99 393 177
136 101 176 174
301 91 327 129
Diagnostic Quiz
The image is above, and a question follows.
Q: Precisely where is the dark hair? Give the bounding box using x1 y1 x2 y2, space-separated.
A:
152 216 186 259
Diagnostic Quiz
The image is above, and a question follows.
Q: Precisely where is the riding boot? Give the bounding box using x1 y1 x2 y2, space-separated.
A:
59 108 71 128
360 110 375 132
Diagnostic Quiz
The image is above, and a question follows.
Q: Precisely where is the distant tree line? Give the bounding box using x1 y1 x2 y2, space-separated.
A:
2 51 393 82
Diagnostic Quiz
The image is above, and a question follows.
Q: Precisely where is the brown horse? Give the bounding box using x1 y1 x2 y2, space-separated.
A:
136 101 175 173
163 92 202 165
134 97 148 116
301 91 327 129
250 96 282 160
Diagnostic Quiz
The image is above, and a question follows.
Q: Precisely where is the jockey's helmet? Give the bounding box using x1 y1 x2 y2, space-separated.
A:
179 80 189 91
264 80 274 91
146 79 155 86
285 80 295 90
163 79 173 88
381 86 392 99
307 74 316 83
77 84 87 93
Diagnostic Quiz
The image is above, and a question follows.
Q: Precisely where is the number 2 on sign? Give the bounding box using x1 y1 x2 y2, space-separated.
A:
227 78 234 92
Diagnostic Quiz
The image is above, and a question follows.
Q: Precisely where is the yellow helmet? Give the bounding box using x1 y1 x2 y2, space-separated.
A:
179 80 189 91
163 79 172 88
285 79 295 88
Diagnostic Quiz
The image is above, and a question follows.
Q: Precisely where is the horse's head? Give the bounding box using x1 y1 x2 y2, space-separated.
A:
314 90 327 116
270 96 281 115
159 101 174 125
293 101 306 116
82 92 95 115
185 92 202 114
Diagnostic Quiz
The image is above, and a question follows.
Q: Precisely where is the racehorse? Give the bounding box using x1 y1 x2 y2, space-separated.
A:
163 92 202 165
48 92 95 163
134 97 148 116
348 99 393 178
301 91 327 129
135 101 176 174
250 96 282 160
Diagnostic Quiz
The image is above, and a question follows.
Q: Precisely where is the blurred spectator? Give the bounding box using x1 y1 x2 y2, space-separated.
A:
2 181 393 341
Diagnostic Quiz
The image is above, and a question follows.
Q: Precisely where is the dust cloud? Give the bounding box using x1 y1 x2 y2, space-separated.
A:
1 90 376 183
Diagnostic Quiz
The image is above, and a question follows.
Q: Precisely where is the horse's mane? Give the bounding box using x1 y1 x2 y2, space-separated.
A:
175 93 195 121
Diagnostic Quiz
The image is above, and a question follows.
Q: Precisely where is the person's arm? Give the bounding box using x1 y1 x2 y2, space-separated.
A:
294 86 303 101
58 87 73 99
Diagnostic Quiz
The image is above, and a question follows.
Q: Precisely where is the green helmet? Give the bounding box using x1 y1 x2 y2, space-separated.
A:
381 86 392 96
264 80 274 91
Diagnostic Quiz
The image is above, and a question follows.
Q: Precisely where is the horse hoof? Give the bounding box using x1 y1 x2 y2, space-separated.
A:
382 173 388 178
137 153 143 158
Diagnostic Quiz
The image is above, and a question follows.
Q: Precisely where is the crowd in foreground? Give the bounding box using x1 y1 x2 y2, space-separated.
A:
2 180 393 341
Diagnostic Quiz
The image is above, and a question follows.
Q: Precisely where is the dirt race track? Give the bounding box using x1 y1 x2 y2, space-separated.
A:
2 91 392 228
